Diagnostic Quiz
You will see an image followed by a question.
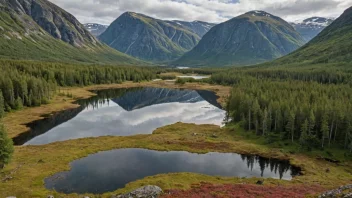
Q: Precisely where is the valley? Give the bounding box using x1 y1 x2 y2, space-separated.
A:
0 0 352 197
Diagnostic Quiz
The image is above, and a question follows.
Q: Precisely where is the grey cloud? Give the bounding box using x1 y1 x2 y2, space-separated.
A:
48 0 351 25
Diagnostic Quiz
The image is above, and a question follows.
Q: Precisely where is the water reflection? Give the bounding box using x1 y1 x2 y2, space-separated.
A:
21 88 225 145
45 148 301 194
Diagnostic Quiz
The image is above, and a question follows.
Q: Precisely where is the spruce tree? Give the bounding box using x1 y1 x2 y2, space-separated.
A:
0 124 14 168
0 91 4 118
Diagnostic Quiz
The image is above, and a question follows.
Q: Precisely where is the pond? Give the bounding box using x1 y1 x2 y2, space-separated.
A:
45 148 301 194
18 87 225 145
177 75 210 80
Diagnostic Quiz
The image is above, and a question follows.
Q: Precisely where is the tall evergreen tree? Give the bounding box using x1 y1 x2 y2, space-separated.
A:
0 124 14 169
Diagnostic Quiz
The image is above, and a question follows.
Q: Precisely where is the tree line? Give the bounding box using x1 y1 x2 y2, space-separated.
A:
0 60 158 114
211 68 352 85
225 76 352 152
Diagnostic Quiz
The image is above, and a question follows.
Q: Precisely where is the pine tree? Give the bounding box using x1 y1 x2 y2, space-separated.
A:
321 115 329 149
286 111 295 143
0 124 14 169
252 100 260 135
0 91 4 118
300 119 309 147
308 111 315 135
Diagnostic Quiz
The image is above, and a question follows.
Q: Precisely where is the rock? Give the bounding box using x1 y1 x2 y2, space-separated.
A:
319 184 352 198
113 185 162 198
256 180 264 185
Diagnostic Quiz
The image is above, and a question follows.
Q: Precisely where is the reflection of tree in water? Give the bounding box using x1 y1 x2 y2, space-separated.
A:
240 155 299 179
14 106 85 145
78 88 142 110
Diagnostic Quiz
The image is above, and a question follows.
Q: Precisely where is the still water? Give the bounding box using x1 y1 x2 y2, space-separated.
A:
45 148 300 194
19 87 225 145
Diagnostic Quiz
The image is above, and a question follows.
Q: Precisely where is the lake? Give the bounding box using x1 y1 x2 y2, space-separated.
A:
18 87 226 145
45 148 301 194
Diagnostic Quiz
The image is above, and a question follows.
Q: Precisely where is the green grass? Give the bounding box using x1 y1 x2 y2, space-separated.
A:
1 122 351 197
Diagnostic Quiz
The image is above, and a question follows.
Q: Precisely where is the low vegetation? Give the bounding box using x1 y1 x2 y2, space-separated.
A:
1 122 351 197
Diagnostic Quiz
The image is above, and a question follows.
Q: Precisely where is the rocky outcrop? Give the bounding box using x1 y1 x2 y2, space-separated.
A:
112 185 163 198
319 184 352 198
0 0 140 64
166 20 216 37
0 0 97 47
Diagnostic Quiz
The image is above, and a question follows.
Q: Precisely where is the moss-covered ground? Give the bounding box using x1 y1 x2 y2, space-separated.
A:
0 82 351 198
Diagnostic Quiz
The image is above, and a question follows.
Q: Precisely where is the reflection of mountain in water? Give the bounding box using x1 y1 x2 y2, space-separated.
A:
111 87 221 111
17 87 223 145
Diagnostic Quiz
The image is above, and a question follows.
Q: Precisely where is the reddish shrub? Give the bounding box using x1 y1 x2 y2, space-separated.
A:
162 183 326 198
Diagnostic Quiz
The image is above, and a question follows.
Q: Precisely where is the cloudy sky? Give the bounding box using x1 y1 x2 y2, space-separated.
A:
48 0 352 25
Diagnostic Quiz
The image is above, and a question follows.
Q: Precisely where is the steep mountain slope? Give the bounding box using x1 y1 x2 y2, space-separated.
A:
84 23 108 36
0 0 141 65
166 20 216 37
98 12 201 62
174 11 305 67
291 17 334 42
269 6 352 66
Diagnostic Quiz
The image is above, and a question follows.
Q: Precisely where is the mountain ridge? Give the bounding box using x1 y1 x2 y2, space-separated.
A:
173 10 305 67
265 6 352 67
84 23 108 37
0 0 142 65
291 17 334 42
98 12 202 62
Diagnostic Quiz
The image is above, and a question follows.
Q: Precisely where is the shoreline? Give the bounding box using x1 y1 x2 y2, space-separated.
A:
1 81 351 197
4 81 230 139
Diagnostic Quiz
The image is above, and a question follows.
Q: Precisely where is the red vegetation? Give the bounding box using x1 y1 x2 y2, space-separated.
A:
162 183 326 198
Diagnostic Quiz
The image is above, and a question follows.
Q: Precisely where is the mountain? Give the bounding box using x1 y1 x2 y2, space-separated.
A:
166 20 216 37
0 0 141 65
268 6 352 66
98 12 201 62
291 17 334 42
173 11 305 67
84 23 108 36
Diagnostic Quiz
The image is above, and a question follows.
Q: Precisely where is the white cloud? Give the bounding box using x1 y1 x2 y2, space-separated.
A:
49 0 352 24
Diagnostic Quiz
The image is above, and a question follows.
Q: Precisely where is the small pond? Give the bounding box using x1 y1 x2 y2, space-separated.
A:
45 148 300 194
17 87 225 145
177 75 210 79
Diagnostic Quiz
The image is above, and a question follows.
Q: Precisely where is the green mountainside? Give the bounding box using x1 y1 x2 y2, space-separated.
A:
0 0 141 65
266 6 352 67
99 12 201 62
173 11 305 67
